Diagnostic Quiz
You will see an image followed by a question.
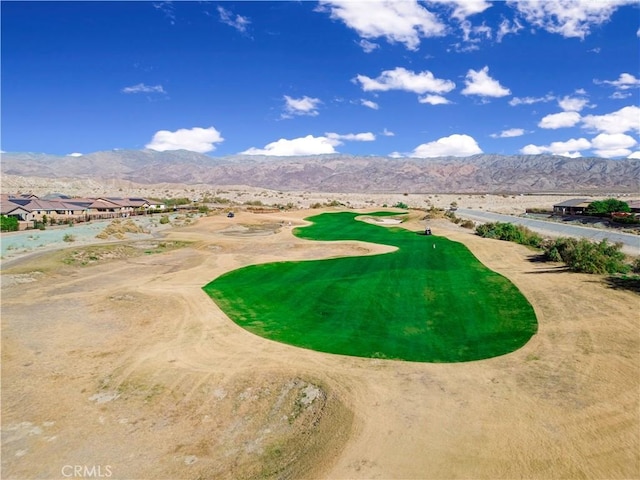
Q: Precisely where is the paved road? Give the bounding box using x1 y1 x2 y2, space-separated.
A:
455 208 640 256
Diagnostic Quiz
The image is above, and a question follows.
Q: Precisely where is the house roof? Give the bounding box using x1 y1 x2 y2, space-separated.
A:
553 199 591 208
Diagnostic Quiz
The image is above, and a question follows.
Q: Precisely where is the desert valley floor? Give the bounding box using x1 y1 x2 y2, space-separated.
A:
1 205 639 479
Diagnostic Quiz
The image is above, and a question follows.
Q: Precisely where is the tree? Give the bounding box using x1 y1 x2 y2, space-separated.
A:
586 198 630 216
0 215 19 232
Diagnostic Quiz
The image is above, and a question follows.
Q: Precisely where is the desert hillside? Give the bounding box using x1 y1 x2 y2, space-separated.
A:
2 150 639 193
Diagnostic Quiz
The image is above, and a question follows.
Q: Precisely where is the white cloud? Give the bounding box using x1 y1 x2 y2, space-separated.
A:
490 128 525 138
428 0 492 21
581 106 640 134
317 0 445 50
520 137 591 157
611 91 632 100
461 66 510 97
145 126 224 153
241 135 337 156
218 6 250 33
361 99 379 110
558 95 589 112
326 132 376 143
382 128 395 136
591 133 637 158
628 151 640 158
509 94 555 106
282 95 321 118
596 73 640 90
508 0 636 39
411 134 482 157
122 83 166 94
539 111 581 129
66 152 83 157
418 94 451 105
355 67 455 95
358 39 379 53
497 18 523 42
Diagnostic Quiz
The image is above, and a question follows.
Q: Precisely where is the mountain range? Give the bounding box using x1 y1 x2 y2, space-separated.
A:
2 150 638 194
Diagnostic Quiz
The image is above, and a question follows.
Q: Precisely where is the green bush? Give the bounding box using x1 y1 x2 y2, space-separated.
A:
475 222 542 247
393 202 408 209
586 198 630 216
543 237 629 274
1 215 19 232
159 215 170 225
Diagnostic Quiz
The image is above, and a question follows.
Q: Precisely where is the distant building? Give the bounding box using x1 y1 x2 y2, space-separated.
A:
552 199 591 216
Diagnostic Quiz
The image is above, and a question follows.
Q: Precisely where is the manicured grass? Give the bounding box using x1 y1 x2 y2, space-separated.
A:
203 212 537 362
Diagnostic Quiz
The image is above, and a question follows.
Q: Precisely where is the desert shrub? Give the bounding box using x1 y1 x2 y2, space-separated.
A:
543 237 629 274
162 197 191 207
460 219 475 229
393 202 408 209
632 257 640 274
611 214 640 225
0 215 19 232
159 215 170 225
310 202 323 209
63 233 76 242
475 222 543 247
198 205 210 214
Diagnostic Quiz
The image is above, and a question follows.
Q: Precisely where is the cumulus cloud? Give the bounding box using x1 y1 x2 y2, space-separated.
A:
539 111 581 129
241 135 337 156
429 0 492 21
218 6 250 33
558 95 590 112
581 106 640 134
509 93 555 106
461 66 510 98
241 132 375 156
66 152 83 157
381 128 395 136
145 126 224 153
282 95 321 118
418 94 451 105
355 67 455 95
361 99 379 110
595 73 640 90
411 134 482 157
490 128 525 138
520 137 591 157
317 0 445 50
628 151 640 158
508 0 635 39
591 133 637 158
122 83 166 94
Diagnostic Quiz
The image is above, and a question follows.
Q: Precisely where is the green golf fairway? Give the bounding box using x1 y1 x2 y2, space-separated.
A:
203 212 537 362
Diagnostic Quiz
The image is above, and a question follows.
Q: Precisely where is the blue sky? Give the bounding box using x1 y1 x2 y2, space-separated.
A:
2 1 639 158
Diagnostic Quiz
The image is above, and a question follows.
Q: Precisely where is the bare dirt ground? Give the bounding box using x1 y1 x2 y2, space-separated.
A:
1 207 638 480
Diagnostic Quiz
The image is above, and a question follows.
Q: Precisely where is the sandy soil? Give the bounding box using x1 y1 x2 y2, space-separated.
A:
1 207 638 480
